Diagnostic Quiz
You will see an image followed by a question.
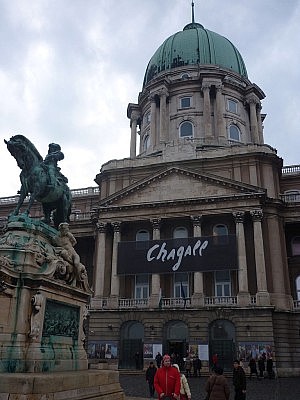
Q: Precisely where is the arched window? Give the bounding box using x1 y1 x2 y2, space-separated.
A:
136 229 150 241
213 224 229 245
181 73 190 80
173 226 188 239
228 124 241 142
291 236 300 256
143 135 150 151
179 121 193 138
296 276 300 300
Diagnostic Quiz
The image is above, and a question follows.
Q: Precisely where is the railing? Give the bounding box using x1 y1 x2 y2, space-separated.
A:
0 187 99 205
161 297 191 308
293 300 300 309
69 211 93 221
280 193 300 203
250 296 257 305
89 297 108 309
71 187 99 197
204 296 237 305
118 298 149 308
282 165 300 175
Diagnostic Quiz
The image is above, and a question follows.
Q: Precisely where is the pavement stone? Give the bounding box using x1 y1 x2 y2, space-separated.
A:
120 373 300 400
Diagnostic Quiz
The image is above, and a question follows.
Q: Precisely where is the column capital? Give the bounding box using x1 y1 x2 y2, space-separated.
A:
250 209 263 222
95 222 107 233
232 211 245 224
112 221 121 232
158 87 169 98
151 218 161 230
201 83 211 92
246 94 259 106
191 215 203 226
216 84 223 93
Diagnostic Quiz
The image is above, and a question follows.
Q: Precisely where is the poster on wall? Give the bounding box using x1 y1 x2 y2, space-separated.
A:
88 341 118 359
199 344 209 361
238 342 274 361
144 344 154 359
188 344 198 357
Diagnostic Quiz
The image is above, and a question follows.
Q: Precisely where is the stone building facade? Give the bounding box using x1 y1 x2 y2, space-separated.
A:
1 19 300 376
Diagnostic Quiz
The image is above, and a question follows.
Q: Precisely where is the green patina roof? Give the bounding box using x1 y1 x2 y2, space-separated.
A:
143 22 248 86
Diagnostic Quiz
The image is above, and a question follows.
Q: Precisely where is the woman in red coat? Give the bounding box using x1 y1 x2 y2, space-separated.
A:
154 354 181 399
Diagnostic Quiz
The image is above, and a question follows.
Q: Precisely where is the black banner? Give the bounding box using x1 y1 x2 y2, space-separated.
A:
117 235 237 275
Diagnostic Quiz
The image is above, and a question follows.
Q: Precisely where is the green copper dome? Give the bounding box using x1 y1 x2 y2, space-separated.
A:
143 23 248 86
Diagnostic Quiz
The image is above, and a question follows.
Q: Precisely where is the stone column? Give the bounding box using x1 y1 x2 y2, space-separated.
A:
257 103 264 144
150 94 157 148
250 210 270 306
109 221 121 308
216 84 226 139
149 218 161 308
159 88 168 143
233 211 250 306
266 214 292 309
202 84 212 139
191 216 204 307
130 113 138 158
91 222 107 308
248 96 259 143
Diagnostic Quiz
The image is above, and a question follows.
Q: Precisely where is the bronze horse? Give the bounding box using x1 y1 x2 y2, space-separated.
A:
5 135 72 229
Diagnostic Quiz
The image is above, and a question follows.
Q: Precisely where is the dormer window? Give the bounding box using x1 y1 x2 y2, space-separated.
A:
179 121 194 138
180 96 192 109
181 73 190 80
227 99 238 114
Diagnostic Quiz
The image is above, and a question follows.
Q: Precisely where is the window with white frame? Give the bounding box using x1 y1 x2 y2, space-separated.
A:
228 124 241 141
174 272 189 298
291 236 300 256
180 96 192 108
215 270 231 297
179 121 194 138
227 99 238 114
296 276 300 300
135 274 149 299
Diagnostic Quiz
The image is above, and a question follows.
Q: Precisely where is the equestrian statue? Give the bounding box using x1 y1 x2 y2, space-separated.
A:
4 135 72 229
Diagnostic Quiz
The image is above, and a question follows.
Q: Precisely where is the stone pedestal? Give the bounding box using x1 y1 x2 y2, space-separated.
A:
0 215 124 399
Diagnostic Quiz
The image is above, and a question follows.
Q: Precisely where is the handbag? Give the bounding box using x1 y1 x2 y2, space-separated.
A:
180 395 188 400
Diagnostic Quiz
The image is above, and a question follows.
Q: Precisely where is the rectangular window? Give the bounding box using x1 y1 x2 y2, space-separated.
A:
180 97 191 108
135 274 149 299
174 273 189 298
215 270 231 296
227 99 238 114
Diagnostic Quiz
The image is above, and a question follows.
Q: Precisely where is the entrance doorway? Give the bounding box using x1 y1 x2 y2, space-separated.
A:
119 321 144 369
209 319 235 371
164 320 188 369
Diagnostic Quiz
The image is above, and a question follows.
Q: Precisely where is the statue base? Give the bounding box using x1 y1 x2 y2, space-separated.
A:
0 370 125 399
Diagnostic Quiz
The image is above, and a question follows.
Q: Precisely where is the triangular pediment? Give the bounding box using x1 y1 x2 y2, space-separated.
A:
100 167 265 208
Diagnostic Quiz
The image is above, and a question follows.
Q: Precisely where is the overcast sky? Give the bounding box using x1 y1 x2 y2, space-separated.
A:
0 0 299 197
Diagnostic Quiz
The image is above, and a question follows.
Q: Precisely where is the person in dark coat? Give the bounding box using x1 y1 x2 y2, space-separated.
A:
248 358 259 379
193 356 202 377
146 361 157 398
266 357 274 379
258 356 265 378
205 366 230 400
155 352 163 368
233 360 246 400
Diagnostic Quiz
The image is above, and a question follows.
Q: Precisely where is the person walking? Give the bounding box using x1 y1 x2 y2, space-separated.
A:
192 356 202 377
146 361 157 398
184 355 192 378
205 366 230 400
233 360 246 400
154 354 181 399
266 356 274 379
173 364 191 400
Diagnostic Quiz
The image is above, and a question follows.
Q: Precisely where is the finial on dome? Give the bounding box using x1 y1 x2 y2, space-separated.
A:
192 0 195 24
183 1 204 30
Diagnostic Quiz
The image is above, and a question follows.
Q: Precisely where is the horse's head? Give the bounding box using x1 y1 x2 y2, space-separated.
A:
5 135 43 170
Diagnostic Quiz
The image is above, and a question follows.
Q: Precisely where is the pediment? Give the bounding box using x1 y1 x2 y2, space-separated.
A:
100 167 265 207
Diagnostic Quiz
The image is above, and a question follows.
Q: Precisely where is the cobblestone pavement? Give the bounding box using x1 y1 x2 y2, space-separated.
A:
120 373 300 400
